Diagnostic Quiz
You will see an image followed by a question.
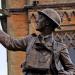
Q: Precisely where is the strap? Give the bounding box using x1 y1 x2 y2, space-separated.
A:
51 33 59 75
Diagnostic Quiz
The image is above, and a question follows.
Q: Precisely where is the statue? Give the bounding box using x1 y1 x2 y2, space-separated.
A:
0 8 75 75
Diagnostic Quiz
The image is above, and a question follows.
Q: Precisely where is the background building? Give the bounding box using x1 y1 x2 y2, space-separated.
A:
0 0 75 75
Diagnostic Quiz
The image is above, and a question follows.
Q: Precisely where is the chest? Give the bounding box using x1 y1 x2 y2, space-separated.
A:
25 36 61 69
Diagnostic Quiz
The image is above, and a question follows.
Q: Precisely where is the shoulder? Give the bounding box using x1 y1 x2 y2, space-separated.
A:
54 40 67 50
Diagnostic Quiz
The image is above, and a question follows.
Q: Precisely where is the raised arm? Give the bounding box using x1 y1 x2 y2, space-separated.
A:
59 44 75 75
0 30 28 51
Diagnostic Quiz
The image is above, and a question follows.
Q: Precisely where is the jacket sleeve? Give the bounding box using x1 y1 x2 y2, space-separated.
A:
0 30 28 51
59 44 75 75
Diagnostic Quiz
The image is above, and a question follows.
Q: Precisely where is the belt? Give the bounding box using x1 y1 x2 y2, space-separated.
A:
25 69 53 75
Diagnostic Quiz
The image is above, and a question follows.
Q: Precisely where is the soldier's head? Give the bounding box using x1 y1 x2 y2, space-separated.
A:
35 8 61 32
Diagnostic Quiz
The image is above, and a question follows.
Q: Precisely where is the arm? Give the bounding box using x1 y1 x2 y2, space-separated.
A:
59 44 75 75
0 30 28 51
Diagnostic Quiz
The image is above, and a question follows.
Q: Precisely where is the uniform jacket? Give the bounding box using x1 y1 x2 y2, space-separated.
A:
0 30 75 75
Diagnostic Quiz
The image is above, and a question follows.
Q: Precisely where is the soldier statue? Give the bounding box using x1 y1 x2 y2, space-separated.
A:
0 8 75 75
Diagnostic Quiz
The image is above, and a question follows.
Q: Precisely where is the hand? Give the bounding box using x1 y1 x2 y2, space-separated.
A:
0 9 10 16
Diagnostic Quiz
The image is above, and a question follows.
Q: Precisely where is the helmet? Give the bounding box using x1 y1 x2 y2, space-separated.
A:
38 8 61 29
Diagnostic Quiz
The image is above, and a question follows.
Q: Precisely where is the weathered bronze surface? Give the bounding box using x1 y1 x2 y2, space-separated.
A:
0 8 75 75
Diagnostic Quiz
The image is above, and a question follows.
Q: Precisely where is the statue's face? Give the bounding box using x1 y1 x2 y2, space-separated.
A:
35 14 46 31
35 13 56 32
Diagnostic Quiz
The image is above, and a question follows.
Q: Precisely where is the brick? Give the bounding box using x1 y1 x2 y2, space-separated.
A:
6 0 28 75
7 0 26 8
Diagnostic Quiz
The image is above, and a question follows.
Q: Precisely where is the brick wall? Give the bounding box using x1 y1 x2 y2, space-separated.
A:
6 0 29 75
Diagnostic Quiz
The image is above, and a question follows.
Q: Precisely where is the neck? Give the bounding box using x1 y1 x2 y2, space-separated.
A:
40 32 52 36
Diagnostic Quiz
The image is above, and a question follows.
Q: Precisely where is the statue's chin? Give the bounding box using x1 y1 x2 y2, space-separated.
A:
36 28 42 32
36 26 45 32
